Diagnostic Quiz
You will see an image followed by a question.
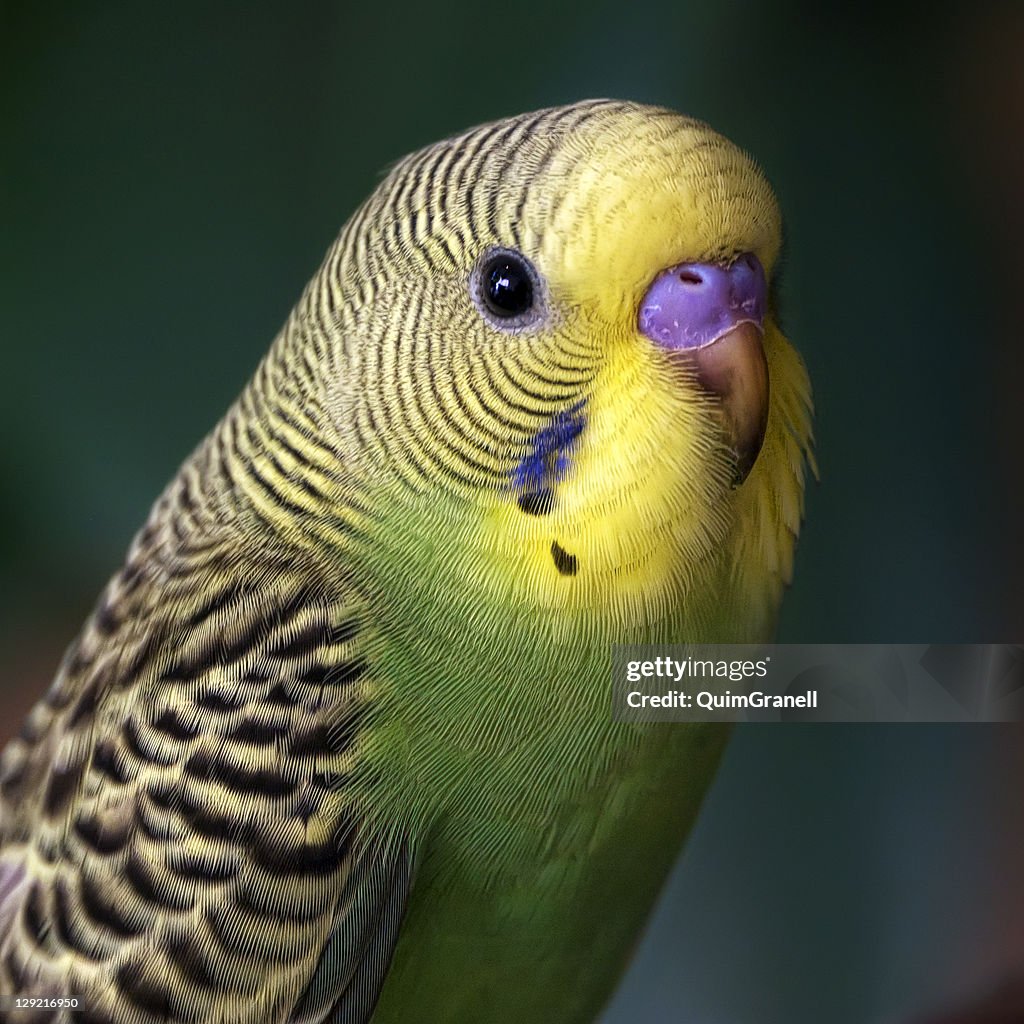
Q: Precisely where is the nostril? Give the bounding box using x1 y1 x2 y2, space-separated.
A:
678 270 703 285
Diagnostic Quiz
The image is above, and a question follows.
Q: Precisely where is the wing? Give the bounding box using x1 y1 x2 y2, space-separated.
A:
0 490 411 1024
287 841 411 1024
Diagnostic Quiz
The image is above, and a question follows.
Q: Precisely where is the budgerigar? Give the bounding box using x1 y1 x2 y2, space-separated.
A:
0 100 813 1024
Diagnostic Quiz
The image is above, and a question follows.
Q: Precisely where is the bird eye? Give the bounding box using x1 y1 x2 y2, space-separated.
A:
483 254 533 316
472 248 543 329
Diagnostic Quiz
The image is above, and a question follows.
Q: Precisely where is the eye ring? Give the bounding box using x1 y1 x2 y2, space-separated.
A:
471 247 546 331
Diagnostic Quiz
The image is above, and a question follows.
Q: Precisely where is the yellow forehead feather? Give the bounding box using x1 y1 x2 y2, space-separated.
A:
520 107 781 320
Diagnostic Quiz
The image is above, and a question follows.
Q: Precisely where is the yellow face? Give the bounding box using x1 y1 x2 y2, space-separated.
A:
322 101 802 628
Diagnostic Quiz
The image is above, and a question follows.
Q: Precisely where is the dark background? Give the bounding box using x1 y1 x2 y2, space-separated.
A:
2 3 1022 1022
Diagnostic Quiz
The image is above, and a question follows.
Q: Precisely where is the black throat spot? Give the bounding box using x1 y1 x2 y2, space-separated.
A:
551 541 578 576
517 488 555 516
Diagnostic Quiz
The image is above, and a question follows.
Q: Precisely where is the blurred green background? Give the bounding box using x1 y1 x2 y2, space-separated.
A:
2 2 1022 1022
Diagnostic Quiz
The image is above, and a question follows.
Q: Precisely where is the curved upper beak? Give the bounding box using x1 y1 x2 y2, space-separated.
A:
638 252 770 485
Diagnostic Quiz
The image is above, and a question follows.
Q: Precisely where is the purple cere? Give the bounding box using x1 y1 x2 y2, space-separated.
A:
638 252 767 351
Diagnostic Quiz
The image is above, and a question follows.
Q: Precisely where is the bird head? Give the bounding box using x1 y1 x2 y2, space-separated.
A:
288 100 809 630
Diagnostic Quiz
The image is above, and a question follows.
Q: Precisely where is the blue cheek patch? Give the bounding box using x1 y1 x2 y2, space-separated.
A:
511 402 586 515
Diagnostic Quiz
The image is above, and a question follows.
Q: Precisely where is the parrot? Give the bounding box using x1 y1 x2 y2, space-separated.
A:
0 99 813 1024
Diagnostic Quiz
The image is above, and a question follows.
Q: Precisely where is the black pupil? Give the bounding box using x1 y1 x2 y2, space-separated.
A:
484 257 533 317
